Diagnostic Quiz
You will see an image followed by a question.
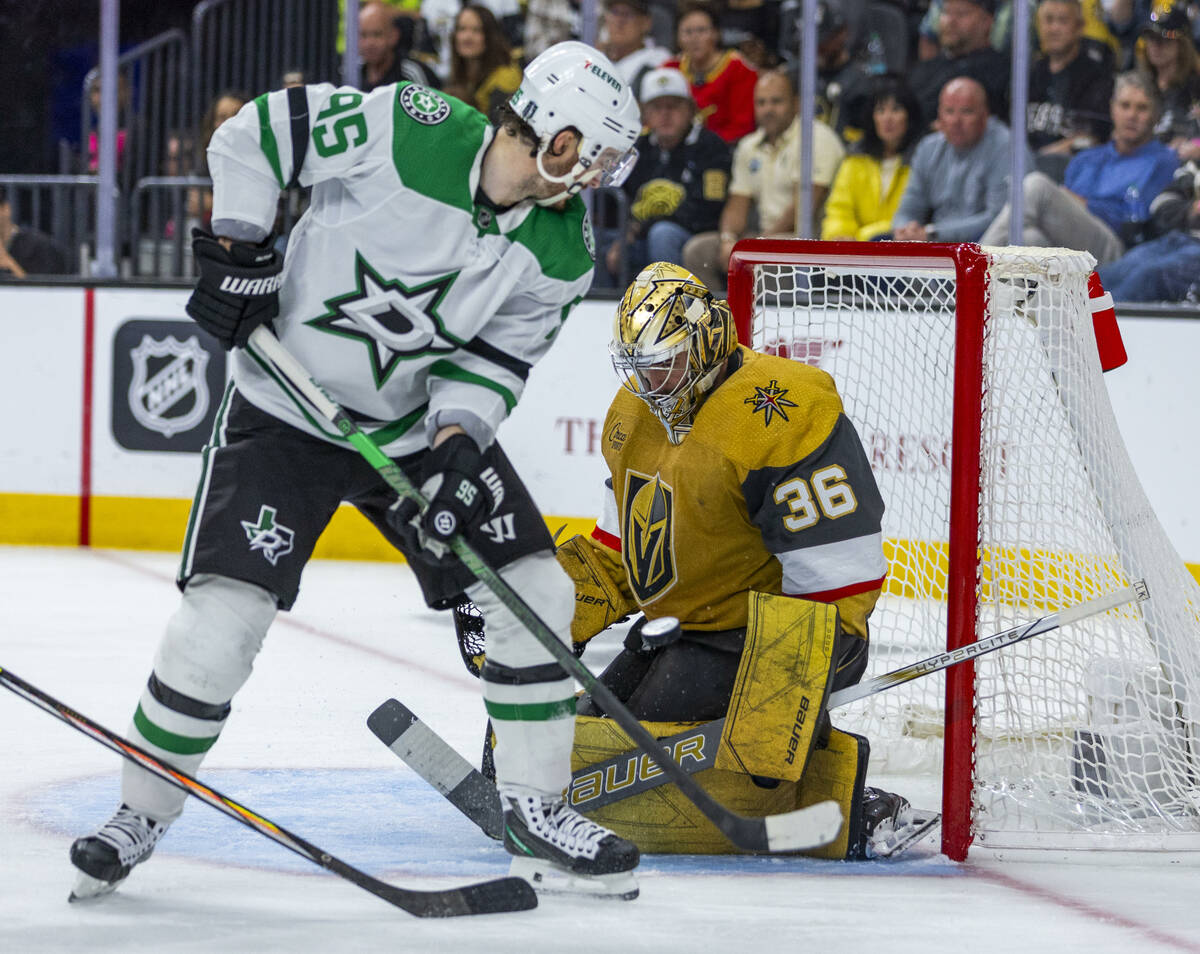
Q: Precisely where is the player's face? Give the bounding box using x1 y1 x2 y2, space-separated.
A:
1036 2 1082 57
640 352 690 395
455 10 486 59
1110 85 1156 151
753 75 797 140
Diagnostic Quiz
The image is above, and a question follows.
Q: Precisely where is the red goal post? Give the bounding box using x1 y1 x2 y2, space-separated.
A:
727 238 1200 862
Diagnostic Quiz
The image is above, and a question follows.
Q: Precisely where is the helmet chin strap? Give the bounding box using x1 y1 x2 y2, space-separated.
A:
534 142 599 206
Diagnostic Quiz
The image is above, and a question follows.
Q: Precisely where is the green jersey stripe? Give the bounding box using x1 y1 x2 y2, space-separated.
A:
368 403 428 445
484 697 577 721
133 704 220 755
255 93 286 189
428 359 517 412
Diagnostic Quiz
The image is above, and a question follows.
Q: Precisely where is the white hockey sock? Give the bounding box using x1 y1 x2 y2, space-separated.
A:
484 674 577 795
468 552 577 796
123 574 276 821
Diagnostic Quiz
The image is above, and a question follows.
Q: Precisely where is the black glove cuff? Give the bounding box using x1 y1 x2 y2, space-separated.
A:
422 432 483 480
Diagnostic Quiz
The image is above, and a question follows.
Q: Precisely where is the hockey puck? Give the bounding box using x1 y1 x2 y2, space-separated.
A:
639 616 682 651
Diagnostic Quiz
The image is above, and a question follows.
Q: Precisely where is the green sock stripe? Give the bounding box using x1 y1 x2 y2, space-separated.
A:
484 697 577 722
133 704 220 755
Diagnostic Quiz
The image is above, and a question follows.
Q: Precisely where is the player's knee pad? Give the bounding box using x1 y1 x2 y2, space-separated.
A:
153 573 277 704
467 551 573 670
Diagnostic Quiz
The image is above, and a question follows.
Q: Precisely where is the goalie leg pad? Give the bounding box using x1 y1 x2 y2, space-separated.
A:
715 592 840 782
123 574 276 821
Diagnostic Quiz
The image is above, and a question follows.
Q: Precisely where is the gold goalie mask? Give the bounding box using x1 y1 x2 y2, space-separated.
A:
610 262 738 443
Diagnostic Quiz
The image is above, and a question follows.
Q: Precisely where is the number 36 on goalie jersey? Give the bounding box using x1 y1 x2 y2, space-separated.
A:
594 348 887 634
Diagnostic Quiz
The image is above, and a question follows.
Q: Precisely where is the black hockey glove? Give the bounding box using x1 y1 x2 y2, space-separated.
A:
388 433 494 565
185 229 284 350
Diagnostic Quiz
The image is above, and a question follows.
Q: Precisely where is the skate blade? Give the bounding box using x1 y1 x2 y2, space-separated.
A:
68 871 125 903
871 810 942 859
509 856 639 900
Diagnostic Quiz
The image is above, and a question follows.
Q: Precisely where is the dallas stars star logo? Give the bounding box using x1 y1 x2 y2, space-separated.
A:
240 505 295 566
744 379 799 426
306 253 463 388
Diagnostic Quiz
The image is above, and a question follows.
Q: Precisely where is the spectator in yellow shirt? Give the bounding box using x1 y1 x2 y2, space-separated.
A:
822 76 922 241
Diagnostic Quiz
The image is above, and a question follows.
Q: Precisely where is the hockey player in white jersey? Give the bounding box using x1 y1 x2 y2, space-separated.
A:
70 42 645 901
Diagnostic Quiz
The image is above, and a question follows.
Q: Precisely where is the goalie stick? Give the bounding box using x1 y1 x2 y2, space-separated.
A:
0 665 536 917
245 327 842 854
369 581 1151 838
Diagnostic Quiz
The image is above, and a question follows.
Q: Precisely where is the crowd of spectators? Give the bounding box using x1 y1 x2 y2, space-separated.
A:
9 0 1200 304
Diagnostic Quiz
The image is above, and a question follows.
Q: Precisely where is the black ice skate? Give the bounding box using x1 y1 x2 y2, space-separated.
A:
860 787 941 859
69 804 168 901
502 790 640 899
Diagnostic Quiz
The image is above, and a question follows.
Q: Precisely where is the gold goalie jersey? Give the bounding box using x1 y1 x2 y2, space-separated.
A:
590 345 887 639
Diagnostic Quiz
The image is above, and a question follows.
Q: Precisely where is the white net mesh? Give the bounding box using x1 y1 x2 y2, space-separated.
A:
748 245 1200 852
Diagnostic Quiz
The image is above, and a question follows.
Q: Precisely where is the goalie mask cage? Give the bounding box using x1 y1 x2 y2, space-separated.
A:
727 239 1200 862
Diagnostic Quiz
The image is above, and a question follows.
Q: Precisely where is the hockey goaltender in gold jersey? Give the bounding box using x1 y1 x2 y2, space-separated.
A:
522 261 940 859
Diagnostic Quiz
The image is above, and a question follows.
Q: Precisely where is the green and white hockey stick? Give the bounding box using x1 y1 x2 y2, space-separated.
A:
245 326 842 854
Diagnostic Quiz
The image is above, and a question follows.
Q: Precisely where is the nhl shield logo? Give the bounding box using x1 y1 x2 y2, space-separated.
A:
128 334 210 438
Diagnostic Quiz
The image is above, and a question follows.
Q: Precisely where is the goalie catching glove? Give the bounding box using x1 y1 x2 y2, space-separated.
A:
185 229 284 350
388 433 497 565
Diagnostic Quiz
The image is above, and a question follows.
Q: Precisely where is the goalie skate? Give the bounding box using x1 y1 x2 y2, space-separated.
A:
68 804 167 902
861 787 941 859
502 790 640 900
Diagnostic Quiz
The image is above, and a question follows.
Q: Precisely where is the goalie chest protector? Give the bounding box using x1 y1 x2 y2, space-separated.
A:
599 346 885 631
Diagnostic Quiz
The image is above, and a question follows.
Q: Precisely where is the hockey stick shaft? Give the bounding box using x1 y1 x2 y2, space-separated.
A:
0 665 535 917
247 327 840 853
827 580 1150 709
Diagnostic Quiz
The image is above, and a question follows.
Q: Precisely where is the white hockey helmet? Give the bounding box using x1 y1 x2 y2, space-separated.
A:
509 41 643 200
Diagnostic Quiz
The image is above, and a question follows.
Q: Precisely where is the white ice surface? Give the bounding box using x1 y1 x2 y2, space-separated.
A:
2 546 1199 953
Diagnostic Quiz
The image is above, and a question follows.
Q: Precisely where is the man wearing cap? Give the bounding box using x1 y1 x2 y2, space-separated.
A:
1137 6 1200 156
908 0 1011 131
599 0 671 89
603 67 732 285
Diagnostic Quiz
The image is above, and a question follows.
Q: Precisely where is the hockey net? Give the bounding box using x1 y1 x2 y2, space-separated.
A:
727 239 1200 861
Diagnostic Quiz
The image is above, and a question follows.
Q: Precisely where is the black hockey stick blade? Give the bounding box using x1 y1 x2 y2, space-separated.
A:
368 698 505 839
371 699 730 836
0 665 536 917
247 328 843 854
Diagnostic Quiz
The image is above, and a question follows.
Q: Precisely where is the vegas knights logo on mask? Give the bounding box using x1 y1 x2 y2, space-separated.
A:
621 470 677 603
